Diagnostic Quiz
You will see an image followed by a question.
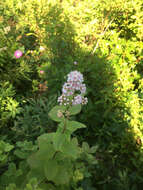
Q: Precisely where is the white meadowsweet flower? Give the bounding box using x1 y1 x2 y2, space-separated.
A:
57 70 88 106
67 71 84 83
72 95 83 105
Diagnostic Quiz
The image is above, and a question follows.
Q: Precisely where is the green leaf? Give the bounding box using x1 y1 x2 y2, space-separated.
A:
27 168 45 186
4 144 14 152
53 132 68 151
68 104 81 115
55 166 71 185
27 143 55 169
57 121 86 137
44 159 59 181
48 105 66 122
6 184 17 190
14 150 29 159
44 158 73 185
90 145 98 153
27 152 43 169
38 133 54 148
67 121 86 133
82 142 90 153
37 143 55 161
61 137 79 159
27 153 46 185
37 133 56 159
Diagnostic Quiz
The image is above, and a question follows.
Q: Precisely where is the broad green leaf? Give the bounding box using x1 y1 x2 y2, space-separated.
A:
45 157 73 185
37 143 55 161
44 159 59 181
48 105 66 122
27 143 55 169
27 168 45 186
67 121 86 133
55 166 71 185
27 153 45 185
68 104 81 115
53 132 68 151
57 121 86 136
38 133 54 148
27 152 43 169
37 133 56 159
61 138 79 159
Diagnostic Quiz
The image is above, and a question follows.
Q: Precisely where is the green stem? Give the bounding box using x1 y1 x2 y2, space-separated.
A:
52 150 59 159
62 118 67 133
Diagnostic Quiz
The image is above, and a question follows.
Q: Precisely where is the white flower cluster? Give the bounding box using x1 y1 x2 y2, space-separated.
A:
58 71 88 106
4 26 11 34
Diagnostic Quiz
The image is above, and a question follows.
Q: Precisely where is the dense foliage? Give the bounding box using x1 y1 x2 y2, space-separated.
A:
0 0 143 189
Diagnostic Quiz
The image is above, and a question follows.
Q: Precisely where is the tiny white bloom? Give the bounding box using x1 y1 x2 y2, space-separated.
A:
4 26 11 34
39 46 45 52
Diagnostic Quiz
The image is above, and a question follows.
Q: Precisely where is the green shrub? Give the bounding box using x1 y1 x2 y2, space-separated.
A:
0 82 21 129
0 0 143 189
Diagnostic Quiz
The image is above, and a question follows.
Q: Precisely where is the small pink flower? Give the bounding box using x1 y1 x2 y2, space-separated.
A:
14 50 23 58
40 70 44 74
74 61 78 65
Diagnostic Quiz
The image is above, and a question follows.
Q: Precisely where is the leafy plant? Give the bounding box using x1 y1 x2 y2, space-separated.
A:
0 140 14 167
24 71 97 189
0 82 21 128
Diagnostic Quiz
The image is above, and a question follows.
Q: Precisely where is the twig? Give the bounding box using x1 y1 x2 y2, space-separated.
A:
92 18 114 54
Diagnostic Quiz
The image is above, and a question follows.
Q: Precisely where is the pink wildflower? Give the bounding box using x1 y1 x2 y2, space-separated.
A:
40 70 44 74
14 50 23 59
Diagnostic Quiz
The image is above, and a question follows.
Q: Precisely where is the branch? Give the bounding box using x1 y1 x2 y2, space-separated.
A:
92 18 114 54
